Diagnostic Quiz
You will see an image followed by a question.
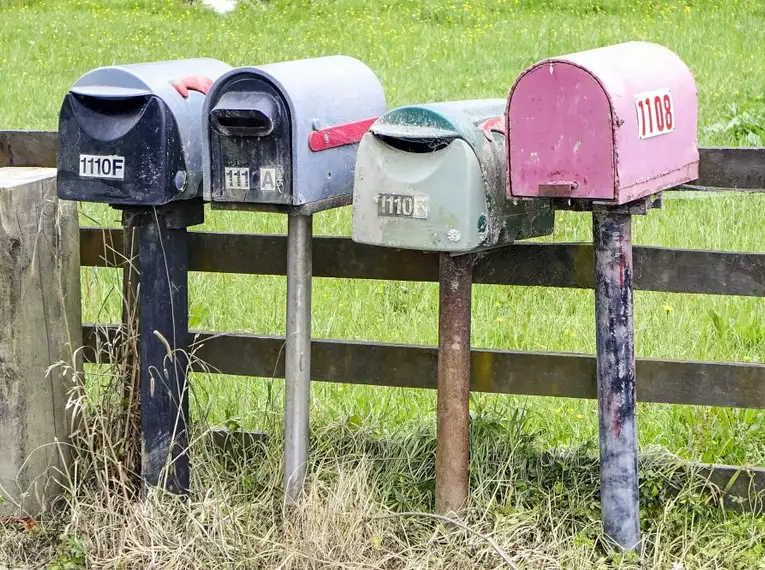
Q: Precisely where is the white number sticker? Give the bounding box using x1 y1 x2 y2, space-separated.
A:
224 167 250 191
376 193 429 219
79 154 125 180
260 167 278 193
635 88 675 139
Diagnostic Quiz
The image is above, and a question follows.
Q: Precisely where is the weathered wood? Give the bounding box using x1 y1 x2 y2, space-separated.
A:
79 228 765 297
81 326 765 410
0 132 58 168
696 463 765 514
5 131 763 190
0 168 81 515
691 147 765 191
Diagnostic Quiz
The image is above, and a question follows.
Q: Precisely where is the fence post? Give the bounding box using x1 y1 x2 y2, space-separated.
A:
0 167 81 515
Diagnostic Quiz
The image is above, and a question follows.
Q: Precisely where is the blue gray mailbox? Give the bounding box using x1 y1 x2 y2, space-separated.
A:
202 55 386 503
57 58 231 494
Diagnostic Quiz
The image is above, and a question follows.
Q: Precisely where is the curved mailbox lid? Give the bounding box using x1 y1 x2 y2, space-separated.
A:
68 58 232 201
72 58 231 154
507 41 699 204
203 55 386 207
352 100 554 253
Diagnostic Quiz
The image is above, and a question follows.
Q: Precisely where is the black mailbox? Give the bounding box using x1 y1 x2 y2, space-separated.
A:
57 58 231 206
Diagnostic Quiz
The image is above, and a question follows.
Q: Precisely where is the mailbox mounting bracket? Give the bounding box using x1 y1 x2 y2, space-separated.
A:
119 199 205 229
547 193 663 215
210 193 352 216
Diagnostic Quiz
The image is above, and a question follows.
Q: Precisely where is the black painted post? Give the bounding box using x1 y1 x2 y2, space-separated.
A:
138 204 198 495
592 208 641 551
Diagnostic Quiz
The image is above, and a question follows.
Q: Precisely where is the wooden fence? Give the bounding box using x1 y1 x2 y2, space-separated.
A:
3 130 765 509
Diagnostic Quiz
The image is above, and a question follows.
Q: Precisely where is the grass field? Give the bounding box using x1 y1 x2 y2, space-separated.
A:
2 0 765 567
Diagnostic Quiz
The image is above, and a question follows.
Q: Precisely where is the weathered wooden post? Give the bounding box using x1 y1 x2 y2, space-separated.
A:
351 101 554 514
507 41 699 550
0 167 81 515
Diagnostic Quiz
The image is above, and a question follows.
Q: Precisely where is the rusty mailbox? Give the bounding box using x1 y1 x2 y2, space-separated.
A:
507 41 699 204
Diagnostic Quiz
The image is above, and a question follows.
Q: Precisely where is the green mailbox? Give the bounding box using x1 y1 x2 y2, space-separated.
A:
351 99 554 253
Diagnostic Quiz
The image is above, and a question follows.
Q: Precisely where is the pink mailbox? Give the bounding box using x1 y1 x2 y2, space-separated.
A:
507 41 699 205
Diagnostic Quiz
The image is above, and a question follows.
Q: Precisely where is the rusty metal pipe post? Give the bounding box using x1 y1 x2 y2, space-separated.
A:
435 252 473 514
592 209 641 551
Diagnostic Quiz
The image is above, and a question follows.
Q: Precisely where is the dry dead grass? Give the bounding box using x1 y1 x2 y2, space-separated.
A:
1 350 764 570
0 319 763 569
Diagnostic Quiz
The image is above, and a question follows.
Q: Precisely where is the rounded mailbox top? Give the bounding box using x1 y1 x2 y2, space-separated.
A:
507 41 699 204
370 99 506 153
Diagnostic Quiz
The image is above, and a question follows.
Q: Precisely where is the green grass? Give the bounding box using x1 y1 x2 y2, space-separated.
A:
2 1 765 566
3 0 765 462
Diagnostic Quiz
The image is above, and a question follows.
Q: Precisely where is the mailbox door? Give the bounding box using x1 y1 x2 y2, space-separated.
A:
353 134 487 253
57 93 185 205
208 76 293 205
508 63 616 201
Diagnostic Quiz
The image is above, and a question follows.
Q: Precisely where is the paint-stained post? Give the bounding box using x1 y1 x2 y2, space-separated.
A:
592 208 641 551
284 213 313 505
435 252 473 514
138 207 192 495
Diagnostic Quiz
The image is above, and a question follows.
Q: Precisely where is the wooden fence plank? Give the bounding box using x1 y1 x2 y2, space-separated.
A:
0 131 58 168
81 326 765 410
693 147 765 190
2 132 763 190
80 228 765 297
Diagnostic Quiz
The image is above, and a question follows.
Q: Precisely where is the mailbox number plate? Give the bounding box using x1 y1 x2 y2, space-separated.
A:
376 193 429 219
225 167 251 191
634 88 675 139
79 154 125 180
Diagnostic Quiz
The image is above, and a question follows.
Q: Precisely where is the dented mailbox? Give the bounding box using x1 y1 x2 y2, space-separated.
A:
352 100 554 253
203 56 386 212
507 41 699 205
57 59 231 206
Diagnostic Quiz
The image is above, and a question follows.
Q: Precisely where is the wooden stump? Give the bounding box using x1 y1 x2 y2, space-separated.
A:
0 168 81 516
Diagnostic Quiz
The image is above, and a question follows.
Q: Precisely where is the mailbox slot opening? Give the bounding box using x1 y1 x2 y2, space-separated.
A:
69 92 152 141
211 91 279 137
374 132 458 154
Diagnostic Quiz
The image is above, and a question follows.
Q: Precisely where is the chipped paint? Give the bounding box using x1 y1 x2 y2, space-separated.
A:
593 210 641 551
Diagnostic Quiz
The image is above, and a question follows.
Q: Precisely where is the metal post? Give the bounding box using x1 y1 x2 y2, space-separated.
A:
284 213 313 505
138 207 191 495
435 252 473 514
592 209 641 551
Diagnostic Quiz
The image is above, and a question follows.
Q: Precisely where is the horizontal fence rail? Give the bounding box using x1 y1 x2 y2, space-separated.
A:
4 130 765 190
80 228 765 297
82 325 765 410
